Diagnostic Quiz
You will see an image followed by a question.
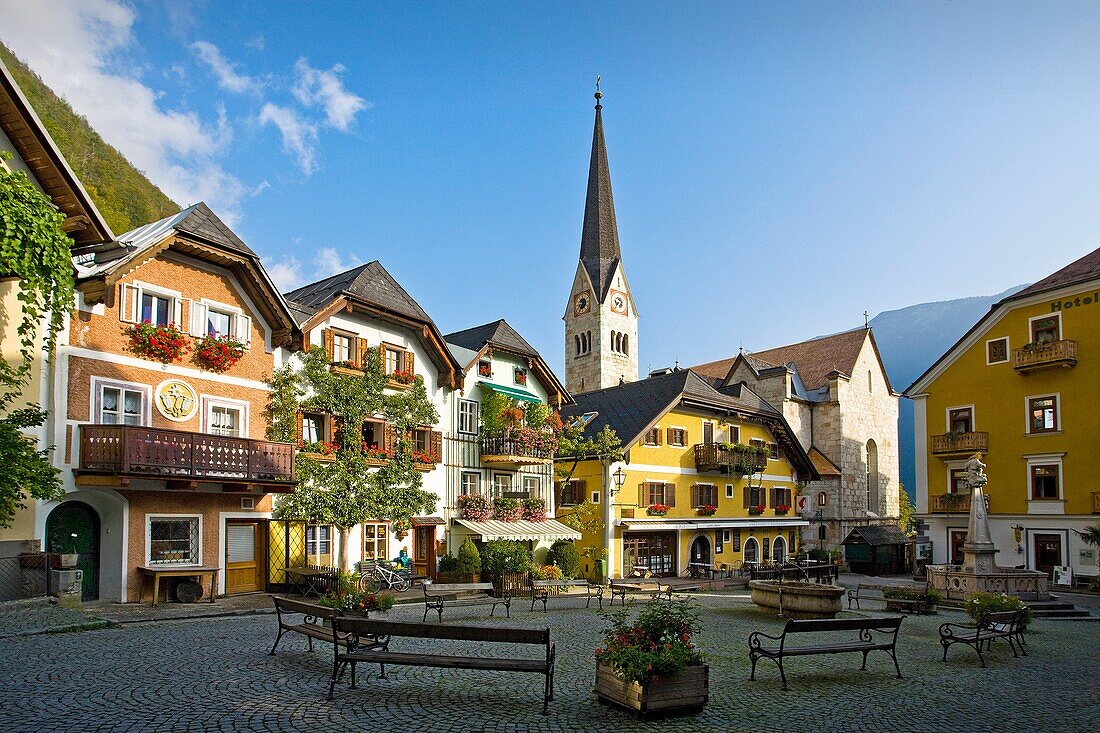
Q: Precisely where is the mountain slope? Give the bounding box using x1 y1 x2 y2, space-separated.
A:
0 41 178 235
870 285 1028 497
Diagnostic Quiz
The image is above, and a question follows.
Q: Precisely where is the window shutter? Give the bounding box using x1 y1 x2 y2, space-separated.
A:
665 482 676 507
189 301 208 337
322 329 335 360
356 338 370 366
666 427 674 445
384 423 399 453
172 298 184 328
404 350 415 376
655 428 663 446
639 482 648 507
554 481 565 508
691 483 700 508
294 411 304 445
378 343 387 373
329 416 340 444
119 283 139 323
235 314 253 346
577 480 587 502
743 486 751 509
430 430 442 461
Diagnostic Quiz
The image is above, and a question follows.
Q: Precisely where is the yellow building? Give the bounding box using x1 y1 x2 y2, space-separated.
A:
557 368 819 579
906 246 1100 583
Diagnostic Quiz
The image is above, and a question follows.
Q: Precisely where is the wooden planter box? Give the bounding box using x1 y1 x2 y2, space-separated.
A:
595 661 708 717
436 572 480 584
298 451 336 463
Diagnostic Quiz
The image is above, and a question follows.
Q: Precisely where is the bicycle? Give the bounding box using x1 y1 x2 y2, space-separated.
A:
358 562 412 593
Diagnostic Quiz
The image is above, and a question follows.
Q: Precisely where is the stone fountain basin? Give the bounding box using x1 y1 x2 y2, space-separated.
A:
749 580 846 619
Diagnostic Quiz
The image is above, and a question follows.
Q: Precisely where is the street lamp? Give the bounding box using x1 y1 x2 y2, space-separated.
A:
612 466 626 495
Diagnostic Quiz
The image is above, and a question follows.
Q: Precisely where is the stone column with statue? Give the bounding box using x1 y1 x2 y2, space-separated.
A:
961 452 997 574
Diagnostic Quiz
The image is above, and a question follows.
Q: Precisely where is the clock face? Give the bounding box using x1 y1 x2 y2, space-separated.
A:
574 291 591 315
610 290 628 314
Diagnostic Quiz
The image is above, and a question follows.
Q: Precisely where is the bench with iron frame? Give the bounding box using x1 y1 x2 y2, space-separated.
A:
529 578 603 612
269 595 350 655
329 617 556 713
847 583 933 614
939 610 1028 667
748 616 904 690
422 581 511 622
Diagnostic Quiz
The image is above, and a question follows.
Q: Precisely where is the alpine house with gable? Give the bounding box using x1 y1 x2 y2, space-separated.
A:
558 368 818 580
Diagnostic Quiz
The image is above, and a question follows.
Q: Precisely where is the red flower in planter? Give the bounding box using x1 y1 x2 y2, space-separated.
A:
128 322 189 363
195 334 245 372
390 369 415 385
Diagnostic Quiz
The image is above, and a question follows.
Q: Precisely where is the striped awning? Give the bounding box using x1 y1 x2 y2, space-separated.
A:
621 518 810 531
477 381 541 403
454 518 581 542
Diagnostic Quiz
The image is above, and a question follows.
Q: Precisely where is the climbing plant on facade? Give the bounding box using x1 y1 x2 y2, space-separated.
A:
0 159 72 526
269 345 440 569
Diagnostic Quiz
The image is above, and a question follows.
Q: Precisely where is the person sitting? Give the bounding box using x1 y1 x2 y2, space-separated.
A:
392 548 412 571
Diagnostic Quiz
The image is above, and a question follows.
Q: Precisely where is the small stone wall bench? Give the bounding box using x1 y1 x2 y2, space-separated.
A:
422 581 510 622
529 578 603 612
329 618 556 713
748 616 904 689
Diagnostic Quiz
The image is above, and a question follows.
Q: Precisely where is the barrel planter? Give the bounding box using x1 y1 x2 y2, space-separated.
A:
594 661 708 718
749 580 845 619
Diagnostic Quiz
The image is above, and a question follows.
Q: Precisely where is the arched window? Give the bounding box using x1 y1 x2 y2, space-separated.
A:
744 537 759 563
575 334 581 356
622 334 629 355
818 525 827 541
868 370 873 393
817 491 827 507
773 536 786 563
866 439 880 514
586 331 592 353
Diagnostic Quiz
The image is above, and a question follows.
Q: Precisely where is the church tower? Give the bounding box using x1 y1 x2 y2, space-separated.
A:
564 85 639 394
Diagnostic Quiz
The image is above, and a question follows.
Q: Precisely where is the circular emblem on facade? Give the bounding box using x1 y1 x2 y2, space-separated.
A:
610 291 627 314
574 291 591 315
155 379 198 422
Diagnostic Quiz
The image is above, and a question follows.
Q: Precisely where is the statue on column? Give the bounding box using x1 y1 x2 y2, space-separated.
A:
964 452 987 491
963 452 995 571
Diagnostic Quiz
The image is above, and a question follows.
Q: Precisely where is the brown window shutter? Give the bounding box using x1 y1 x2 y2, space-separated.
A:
404 350 415 376
329 416 341 445
639 482 648 507
384 423 398 453
577 479 587 502
322 329 335 360
743 486 751 508
430 430 442 461
655 428 663 446
294 411 304 444
554 481 565 507
665 482 676 507
356 337 370 366
378 343 387 373
666 427 674 444
691 483 700 507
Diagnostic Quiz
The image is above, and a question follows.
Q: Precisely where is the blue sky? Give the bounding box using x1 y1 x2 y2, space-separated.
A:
3 2 1100 376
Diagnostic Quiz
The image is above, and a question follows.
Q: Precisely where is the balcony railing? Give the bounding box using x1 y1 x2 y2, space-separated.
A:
931 431 989 456
479 435 553 465
930 493 972 513
1013 339 1077 372
77 424 295 488
693 444 768 474
1093 492 1100 514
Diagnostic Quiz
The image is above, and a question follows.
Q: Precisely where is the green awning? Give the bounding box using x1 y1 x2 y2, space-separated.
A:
478 381 541 403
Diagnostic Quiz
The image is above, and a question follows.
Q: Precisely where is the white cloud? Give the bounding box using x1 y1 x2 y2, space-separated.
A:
292 57 368 131
0 0 251 224
264 247 359 292
245 34 265 52
258 103 319 175
191 40 262 94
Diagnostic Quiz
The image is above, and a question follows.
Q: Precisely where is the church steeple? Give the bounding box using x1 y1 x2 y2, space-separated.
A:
564 81 639 395
579 83 621 303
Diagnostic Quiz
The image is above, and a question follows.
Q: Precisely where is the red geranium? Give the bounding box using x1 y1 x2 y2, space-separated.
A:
128 321 189 363
195 334 246 372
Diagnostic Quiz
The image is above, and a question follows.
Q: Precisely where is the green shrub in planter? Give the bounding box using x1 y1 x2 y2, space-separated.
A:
808 548 831 562
546 540 580 579
438 553 459 573
481 539 533 579
964 591 1031 628
456 538 482 575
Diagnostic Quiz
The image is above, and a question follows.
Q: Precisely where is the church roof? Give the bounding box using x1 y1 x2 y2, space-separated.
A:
579 92 622 302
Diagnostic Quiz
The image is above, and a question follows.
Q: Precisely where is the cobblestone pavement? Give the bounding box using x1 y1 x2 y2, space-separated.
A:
0 598 109 638
0 593 1096 733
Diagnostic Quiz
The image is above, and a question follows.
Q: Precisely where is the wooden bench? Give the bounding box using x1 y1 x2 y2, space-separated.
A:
939 610 1028 667
329 618 555 713
607 578 701 605
748 616 904 689
529 578 603 612
269 595 350 655
847 583 932 613
422 581 510 622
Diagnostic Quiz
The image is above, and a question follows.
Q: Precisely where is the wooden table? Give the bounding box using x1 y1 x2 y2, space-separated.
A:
284 567 335 598
137 565 220 606
686 562 714 579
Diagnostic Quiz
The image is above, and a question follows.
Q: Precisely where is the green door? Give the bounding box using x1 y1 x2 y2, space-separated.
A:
46 502 100 601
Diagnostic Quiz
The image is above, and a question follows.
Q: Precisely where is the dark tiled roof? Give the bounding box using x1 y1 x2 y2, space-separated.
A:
694 329 869 391
1002 244 1100 302
444 319 539 357
285 261 432 323
174 202 256 256
579 100 621 302
842 524 910 547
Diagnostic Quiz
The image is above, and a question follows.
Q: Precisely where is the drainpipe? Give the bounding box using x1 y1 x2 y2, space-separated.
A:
602 457 614 581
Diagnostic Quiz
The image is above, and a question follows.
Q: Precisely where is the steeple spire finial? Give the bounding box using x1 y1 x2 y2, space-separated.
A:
578 77 621 302
594 75 602 108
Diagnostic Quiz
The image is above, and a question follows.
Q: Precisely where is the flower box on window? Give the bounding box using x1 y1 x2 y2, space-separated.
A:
748 504 765 516
697 504 718 516
330 360 364 376
128 322 189 363
411 449 440 471
195 334 245 372
457 493 491 521
362 443 393 466
774 504 790 516
299 440 338 462
646 503 670 517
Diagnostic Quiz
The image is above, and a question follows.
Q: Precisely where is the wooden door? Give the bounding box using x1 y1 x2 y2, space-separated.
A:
1034 534 1062 577
226 521 265 594
413 526 435 580
949 530 967 565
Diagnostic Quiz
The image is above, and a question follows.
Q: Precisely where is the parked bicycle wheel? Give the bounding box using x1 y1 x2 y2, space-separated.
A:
392 575 411 593
359 569 381 594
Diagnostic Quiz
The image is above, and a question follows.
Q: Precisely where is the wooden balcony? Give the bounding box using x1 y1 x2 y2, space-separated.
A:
930 493 971 513
930 431 989 457
76 424 295 491
1092 492 1100 514
1013 339 1077 372
479 435 553 465
693 444 768 474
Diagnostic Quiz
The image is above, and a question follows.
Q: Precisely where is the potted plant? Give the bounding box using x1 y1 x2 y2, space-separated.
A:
389 369 415 386
393 519 411 541
748 504 765 516
194 333 245 372
362 442 392 465
963 591 1032 629
298 440 338 461
457 493 491 521
774 504 790 516
330 359 363 376
522 497 547 522
493 496 522 521
647 503 670 517
595 598 708 716
697 504 717 517
454 537 482 583
127 321 190 363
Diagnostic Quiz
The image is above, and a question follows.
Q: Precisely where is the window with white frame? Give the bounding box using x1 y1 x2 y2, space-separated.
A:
99 384 146 425
725 484 734 499
727 425 740 443
494 473 521 498
461 471 481 496
207 404 243 437
1027 396 1058 433
301 412 325 444
362 523 389 562
333 333 353 364
523 475 541 499
206 308 233 338
148 517 199 565
141 292 172 326
458 399 479 435
1030 464 1060 500
306 525 333 558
